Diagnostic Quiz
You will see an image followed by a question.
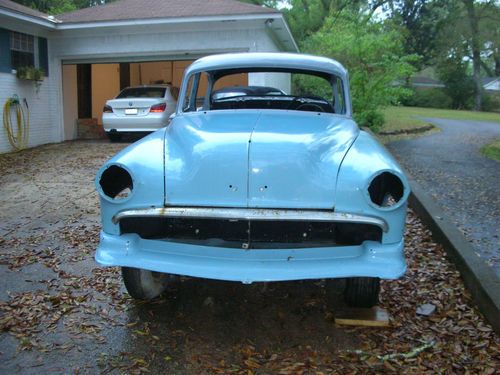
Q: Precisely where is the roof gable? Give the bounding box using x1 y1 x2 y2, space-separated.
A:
57 0 278 24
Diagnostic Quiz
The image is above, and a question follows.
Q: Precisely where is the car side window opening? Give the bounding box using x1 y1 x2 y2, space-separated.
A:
181 69 346 114
183 72 211 112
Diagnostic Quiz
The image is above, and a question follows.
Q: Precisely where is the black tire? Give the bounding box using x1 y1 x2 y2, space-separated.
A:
107 132 122 142
344 277 380 308
122 267 173 300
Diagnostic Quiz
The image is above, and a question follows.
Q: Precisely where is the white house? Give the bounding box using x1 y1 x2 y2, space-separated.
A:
0 0 297 153
483 77 500 92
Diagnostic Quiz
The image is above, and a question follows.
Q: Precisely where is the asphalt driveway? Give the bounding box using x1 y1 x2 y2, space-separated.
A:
0 140 498 373
387 118 500 276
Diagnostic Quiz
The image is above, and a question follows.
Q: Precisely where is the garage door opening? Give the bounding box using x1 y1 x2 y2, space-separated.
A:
62 59 249 140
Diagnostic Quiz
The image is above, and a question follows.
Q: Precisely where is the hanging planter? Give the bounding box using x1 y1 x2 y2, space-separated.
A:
16 66 44 92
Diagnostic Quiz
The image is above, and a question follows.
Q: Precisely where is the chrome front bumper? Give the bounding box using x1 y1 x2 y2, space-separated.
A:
112 207 389 232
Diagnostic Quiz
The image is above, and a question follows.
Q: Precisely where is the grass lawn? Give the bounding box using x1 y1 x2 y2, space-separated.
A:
380 106 500 134
480 139 500 161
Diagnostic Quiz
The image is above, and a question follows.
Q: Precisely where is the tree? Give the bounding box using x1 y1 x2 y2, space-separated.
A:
437 54 475 109
463 0 482 110
11 0 116 14
302 11 416 129
385 0 454 69
239 0 280 7
433 0 500 111
283 0 372 45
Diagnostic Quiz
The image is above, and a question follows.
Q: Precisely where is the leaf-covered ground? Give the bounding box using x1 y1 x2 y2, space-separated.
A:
0 141 498 374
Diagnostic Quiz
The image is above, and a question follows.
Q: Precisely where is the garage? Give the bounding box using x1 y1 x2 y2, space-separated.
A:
62 59 249 139
0 0 297 152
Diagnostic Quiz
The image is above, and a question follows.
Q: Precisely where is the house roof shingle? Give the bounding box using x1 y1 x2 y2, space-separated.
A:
482 77 499 85
57 0 278 24
0 0 51 20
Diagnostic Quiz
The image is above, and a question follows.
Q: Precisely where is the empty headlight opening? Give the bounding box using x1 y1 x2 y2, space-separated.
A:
99 165 133 200
368 172 404 208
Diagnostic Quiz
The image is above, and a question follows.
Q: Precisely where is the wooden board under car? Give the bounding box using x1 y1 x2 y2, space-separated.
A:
335 306 390 327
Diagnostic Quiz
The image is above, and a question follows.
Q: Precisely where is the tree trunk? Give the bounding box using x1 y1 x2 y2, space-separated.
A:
495 52 500 77
463 0 482 111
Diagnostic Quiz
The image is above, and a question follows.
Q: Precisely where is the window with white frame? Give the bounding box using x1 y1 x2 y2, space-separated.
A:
10 31 34 69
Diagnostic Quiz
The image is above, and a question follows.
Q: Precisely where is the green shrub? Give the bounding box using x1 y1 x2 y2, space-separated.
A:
354 109 385 132
402 88 452 109
301 11 416 131
481 93 500 112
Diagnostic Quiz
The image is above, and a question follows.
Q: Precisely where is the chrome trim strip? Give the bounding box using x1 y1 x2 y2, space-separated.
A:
112 207 388 232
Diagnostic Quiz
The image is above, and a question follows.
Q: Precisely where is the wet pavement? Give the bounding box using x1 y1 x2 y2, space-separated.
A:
0 140 498 374
387 118 500 277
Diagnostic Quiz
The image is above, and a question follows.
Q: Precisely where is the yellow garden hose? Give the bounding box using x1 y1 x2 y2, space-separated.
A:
3 95 30 151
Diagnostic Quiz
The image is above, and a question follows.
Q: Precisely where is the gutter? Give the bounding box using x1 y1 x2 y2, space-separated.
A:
56 13 283 30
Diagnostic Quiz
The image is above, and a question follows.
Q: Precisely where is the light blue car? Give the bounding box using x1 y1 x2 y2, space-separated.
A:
95 53 410 307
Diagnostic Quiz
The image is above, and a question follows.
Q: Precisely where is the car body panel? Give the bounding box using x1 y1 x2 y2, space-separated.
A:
164 110 259 207
97 129 166 235
164 110 359 208
335 131 410 244
96 231 406 283
248 111 358 208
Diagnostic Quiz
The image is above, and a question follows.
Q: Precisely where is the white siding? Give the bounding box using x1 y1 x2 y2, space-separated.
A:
62 64 78 140
0 69 60 153
50 23 263 61
250 29 292 93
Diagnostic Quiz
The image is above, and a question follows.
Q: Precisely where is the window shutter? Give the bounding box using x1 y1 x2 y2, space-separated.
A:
38 37 48 76
0 28 11 73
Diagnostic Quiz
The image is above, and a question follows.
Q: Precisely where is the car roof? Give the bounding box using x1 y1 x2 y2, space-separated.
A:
186 53 347 78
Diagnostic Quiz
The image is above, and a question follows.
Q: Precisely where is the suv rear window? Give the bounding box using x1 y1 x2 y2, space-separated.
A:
117 87 166 98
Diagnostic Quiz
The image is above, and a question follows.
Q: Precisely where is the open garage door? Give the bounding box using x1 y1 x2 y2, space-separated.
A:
61 59 248 140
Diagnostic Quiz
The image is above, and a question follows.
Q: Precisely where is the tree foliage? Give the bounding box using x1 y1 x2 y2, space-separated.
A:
384 0 453 68
12 0 116 14
436 54 475 109
302 11 416 129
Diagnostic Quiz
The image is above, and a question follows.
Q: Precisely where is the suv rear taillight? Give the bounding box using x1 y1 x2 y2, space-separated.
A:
103 105 113 113
150 103 167 113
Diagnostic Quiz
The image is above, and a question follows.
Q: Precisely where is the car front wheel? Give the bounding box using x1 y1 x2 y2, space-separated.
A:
121 267 175 300
343 277 380 308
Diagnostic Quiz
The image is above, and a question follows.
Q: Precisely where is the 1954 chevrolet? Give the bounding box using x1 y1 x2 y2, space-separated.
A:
95 53 409 307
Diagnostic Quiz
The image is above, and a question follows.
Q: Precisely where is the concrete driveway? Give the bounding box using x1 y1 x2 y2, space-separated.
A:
0 140 497 373
387 118 500 276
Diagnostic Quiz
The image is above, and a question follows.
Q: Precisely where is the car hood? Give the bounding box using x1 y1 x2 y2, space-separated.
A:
164 110 359 208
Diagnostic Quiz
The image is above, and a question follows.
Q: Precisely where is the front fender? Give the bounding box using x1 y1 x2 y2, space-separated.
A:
96 129 166 234
335 130 410 244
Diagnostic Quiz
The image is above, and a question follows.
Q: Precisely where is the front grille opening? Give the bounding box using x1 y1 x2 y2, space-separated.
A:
120 218 382 249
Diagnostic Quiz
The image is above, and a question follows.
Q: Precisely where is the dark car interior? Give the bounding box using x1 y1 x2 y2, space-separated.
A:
211 93 335 113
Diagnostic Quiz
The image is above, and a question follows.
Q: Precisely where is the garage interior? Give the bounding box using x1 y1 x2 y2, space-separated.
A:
62 59 249 140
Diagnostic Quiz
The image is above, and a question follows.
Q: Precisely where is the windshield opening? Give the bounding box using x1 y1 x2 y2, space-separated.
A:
181 68 345 114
